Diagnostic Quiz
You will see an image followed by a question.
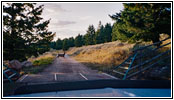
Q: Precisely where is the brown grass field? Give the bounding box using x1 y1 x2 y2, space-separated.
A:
66 41 135 71
66 34 170 72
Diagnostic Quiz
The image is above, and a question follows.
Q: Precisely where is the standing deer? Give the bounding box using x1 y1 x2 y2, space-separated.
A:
57 51 65 57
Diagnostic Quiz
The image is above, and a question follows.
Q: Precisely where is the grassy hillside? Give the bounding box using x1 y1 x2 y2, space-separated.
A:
67 41 135 72
66 34 171 79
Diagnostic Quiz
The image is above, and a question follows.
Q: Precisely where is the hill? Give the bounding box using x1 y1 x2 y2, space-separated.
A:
66 34 171 80
66 41 135 72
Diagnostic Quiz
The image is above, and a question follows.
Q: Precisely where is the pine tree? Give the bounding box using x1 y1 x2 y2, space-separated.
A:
3 3 55 61
50 42 56 49
68 37 75 47
75 34 83 47
110 3 171 44
95 21 104 44
84 25 95 45
62 38 69 51
103 23 112 42
56 38 63 50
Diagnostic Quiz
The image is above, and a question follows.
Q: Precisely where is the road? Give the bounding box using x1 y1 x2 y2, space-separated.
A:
17 55 117 84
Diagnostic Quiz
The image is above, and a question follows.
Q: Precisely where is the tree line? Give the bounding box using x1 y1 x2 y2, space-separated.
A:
3 3 171 61
51 3 171 50
50 21 112 50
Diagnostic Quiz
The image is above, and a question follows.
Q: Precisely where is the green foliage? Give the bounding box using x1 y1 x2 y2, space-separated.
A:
94 21 112 44
3 3 55 61
50 21 113 49
110 3 171 44
103 23 112 42
111 23 118 41
95 21 104 44
112 22 133 42
68 37 75 47
75 34 84 47
32 57 54 66
84 25 95 45
50 37 74 50
50 42 56 49
22 57 54 74
62 38 69 51
56 38 63 50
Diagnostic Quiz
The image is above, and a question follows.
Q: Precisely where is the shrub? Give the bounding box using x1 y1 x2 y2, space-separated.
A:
32 57 54 66
22 57 54 74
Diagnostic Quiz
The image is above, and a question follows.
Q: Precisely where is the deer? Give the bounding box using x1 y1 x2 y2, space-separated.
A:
57 51 65 58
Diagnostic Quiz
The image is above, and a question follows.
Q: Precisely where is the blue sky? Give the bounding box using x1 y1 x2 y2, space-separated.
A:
40 3 124 41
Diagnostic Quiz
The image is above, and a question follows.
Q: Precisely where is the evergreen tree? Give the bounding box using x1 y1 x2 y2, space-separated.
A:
84 25 95 45
68 37 75 47
75 34 83 47
50 42 56 49
62 38 69 51
111 3 171 42
111 22 131 42
111 23 118 41
3 3 55 61
55 38 63 50
103 23 112 42
110 3 171 44
95 21 104 44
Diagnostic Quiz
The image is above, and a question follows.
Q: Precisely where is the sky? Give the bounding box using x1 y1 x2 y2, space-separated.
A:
39 3 124 41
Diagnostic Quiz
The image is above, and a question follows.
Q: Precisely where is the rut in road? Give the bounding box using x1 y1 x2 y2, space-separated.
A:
17 55 117 84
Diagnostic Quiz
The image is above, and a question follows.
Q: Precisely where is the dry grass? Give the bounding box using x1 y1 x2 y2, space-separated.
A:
66 34 171 73
28 50 57 63
159 34 171 52
22 50 58 74
67 41 135 71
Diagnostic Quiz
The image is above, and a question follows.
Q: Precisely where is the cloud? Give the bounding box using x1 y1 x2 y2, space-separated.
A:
43 4 68 13
57 21 76 26
79 16 92 21
41 3 69 19
49 20 76 28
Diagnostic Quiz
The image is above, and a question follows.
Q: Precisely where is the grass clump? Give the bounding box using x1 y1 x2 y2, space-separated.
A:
22 52 56 74
32 57 54 66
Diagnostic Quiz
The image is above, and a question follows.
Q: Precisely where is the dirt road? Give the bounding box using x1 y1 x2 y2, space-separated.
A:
18 55 117 84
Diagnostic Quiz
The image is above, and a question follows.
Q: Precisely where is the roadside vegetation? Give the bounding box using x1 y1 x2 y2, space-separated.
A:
21 50 57 74
67 34 170 79
67 41 135 72
3 3 171 96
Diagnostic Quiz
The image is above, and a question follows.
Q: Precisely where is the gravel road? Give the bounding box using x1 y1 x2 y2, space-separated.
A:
18 55 116 84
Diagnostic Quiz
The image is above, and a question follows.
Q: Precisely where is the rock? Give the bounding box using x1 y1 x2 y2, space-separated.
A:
9 60 22 70
21 61 32 67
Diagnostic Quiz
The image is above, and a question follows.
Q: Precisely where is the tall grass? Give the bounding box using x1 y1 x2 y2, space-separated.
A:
67 34 171 77
32 57 54 66
67 41 135 72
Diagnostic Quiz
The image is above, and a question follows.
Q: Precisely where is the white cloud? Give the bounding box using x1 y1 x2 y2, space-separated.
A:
38 3 123 40
57 21 76 26
79 16 92 21
43 3 68 13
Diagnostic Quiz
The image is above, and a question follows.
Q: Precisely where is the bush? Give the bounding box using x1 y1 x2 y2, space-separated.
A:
32 57 54 66
21 57 54 74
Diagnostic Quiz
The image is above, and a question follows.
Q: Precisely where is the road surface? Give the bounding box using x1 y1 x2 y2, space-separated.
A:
17 55 116 84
